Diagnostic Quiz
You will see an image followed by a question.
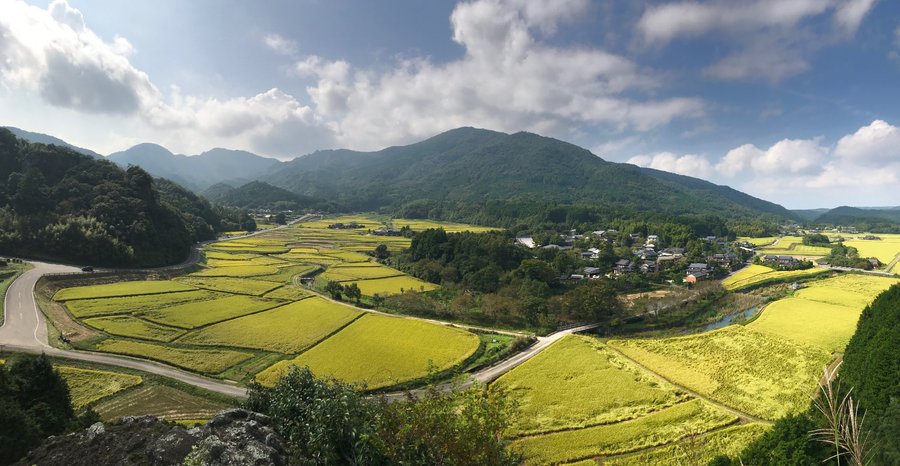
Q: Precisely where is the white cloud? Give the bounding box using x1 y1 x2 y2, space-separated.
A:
834 119 900 165
294 0 704 150
262 33 298 56
628 152 713 177
708 120 899 205
638 0 877 82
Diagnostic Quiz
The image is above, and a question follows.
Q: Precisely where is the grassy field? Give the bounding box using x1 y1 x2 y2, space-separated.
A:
65 290 222 318
346 275 439 296
95 339 253 374
606 423 770 466
93 384 233 422
508 400 736 465
83 315 186 342
174 276 282 296
54 280 196 301
608 326 831 421
722 264 828 291
57 366 143 410
137 295 285 329
255 313 479 389
493 335 688 436
180 297 362 353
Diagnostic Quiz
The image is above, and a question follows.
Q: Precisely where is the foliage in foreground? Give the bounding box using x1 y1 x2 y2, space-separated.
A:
245 366 520 465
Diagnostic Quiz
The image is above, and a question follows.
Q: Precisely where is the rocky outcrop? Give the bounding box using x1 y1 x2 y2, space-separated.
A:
15 409 286 466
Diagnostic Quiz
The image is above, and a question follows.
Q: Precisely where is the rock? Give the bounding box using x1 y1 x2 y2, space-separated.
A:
14 409 286 466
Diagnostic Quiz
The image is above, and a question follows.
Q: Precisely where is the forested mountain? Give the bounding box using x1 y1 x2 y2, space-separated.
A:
108 144 279 191
202 181 331 211
815 206 900 225
261 127 795 223
3 126 103 159
0 128 225 266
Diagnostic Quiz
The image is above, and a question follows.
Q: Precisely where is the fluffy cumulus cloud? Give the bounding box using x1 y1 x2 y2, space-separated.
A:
291 0 705 150
710 120 899 205
262 33 298 56
627 152 712 177
638 0 877 82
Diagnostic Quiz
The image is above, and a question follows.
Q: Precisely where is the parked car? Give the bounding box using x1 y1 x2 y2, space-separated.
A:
81 266 94 272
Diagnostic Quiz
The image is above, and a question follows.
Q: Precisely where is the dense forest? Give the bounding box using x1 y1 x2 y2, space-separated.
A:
0 129 243 267
718 284 900 465
201 180 336 212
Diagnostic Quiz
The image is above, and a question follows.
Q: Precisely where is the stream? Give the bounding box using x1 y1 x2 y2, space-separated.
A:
702 306 760 332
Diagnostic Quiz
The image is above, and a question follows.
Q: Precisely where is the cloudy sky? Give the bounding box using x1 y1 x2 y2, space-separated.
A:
1 0 898 208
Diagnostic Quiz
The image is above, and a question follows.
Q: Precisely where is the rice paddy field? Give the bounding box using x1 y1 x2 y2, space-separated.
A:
736 236 778 247
57 366 143 410
722 264 828 290
842 233 900 267
605 423 770 466
493 335 688 436
255 313 480 389
756 236 833 258
392 218 499 233
92 384 233 423
50 214 486 388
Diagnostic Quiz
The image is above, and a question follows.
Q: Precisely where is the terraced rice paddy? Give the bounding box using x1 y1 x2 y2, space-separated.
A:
608 326 831 420
180 298 362 353
58 366 143 409
843 235 900 267
756 236 832 257
255 313 480 389
53 214 483 389
509 400 736 465
93 384 233 423
747 274 898 353
392 218 498 233
54 280 196 301
722 264 828 290
95 339 253 374
606 423 769 466
736 236 778 247
493 335 688 436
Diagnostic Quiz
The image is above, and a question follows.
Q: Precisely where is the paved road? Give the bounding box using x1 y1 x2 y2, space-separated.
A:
1 241 599 401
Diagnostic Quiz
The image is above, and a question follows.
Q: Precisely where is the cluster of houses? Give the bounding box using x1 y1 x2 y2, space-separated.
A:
371 226 403 236
328 222 364 229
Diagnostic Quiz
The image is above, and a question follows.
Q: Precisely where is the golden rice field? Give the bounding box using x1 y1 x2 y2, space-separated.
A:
755 236 833 257
93 384 232 423
606 423 770 466
53 280 196 301
736 236 778 246
179 298 362 353
843 235 900 265
509 400 736 465
83 315 186 342
51 214 489 388
65 290 222 318
57 366 143 410
608 326 831 421
137 295 286 329
747 274 898 353
493 335 688 436
95 339 253 374
256 313 480 389
392 218 498 233
722 264 828 291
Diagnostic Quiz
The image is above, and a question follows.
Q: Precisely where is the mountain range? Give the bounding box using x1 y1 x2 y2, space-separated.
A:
14 124 890 225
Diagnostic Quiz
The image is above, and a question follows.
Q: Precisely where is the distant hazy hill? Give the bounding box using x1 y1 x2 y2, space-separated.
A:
3 126 103 159
108 145 279 191
815 206 900 225
202 181 324 210
262 127 795 220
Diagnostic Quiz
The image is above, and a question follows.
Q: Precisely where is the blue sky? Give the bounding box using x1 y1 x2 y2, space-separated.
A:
1 0 898 208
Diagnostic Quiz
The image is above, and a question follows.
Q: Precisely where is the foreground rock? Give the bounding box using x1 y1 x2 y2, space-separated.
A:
15 409 286 466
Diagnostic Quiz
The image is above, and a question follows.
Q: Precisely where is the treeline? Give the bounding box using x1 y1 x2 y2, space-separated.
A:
0 129 244 266
0 355 96 465
385 230 625 329
246 367 519 465
715 284 900 465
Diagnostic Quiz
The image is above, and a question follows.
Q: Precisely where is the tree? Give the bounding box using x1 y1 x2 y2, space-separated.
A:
273 212 287 224
344 282 362 304
562 280 622 322
323 280 344 300
373 244 390 260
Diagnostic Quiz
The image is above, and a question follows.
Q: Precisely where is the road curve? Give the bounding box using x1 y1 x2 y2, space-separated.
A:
1 257 599 401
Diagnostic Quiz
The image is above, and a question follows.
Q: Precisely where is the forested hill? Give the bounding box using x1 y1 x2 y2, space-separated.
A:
261 127 795 222
0 128 226 267
202 181 333 211
813 206 900 232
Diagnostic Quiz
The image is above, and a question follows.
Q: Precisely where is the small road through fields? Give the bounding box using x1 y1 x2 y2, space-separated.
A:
603 344 773 425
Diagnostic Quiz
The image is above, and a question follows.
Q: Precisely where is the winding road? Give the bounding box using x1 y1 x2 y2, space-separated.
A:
0 231 599 400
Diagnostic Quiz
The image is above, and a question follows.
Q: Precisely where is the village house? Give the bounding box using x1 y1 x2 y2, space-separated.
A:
515 237 536 248
764 255 800 268
614 259 635 274
647 234 659 243
583 266 602 278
